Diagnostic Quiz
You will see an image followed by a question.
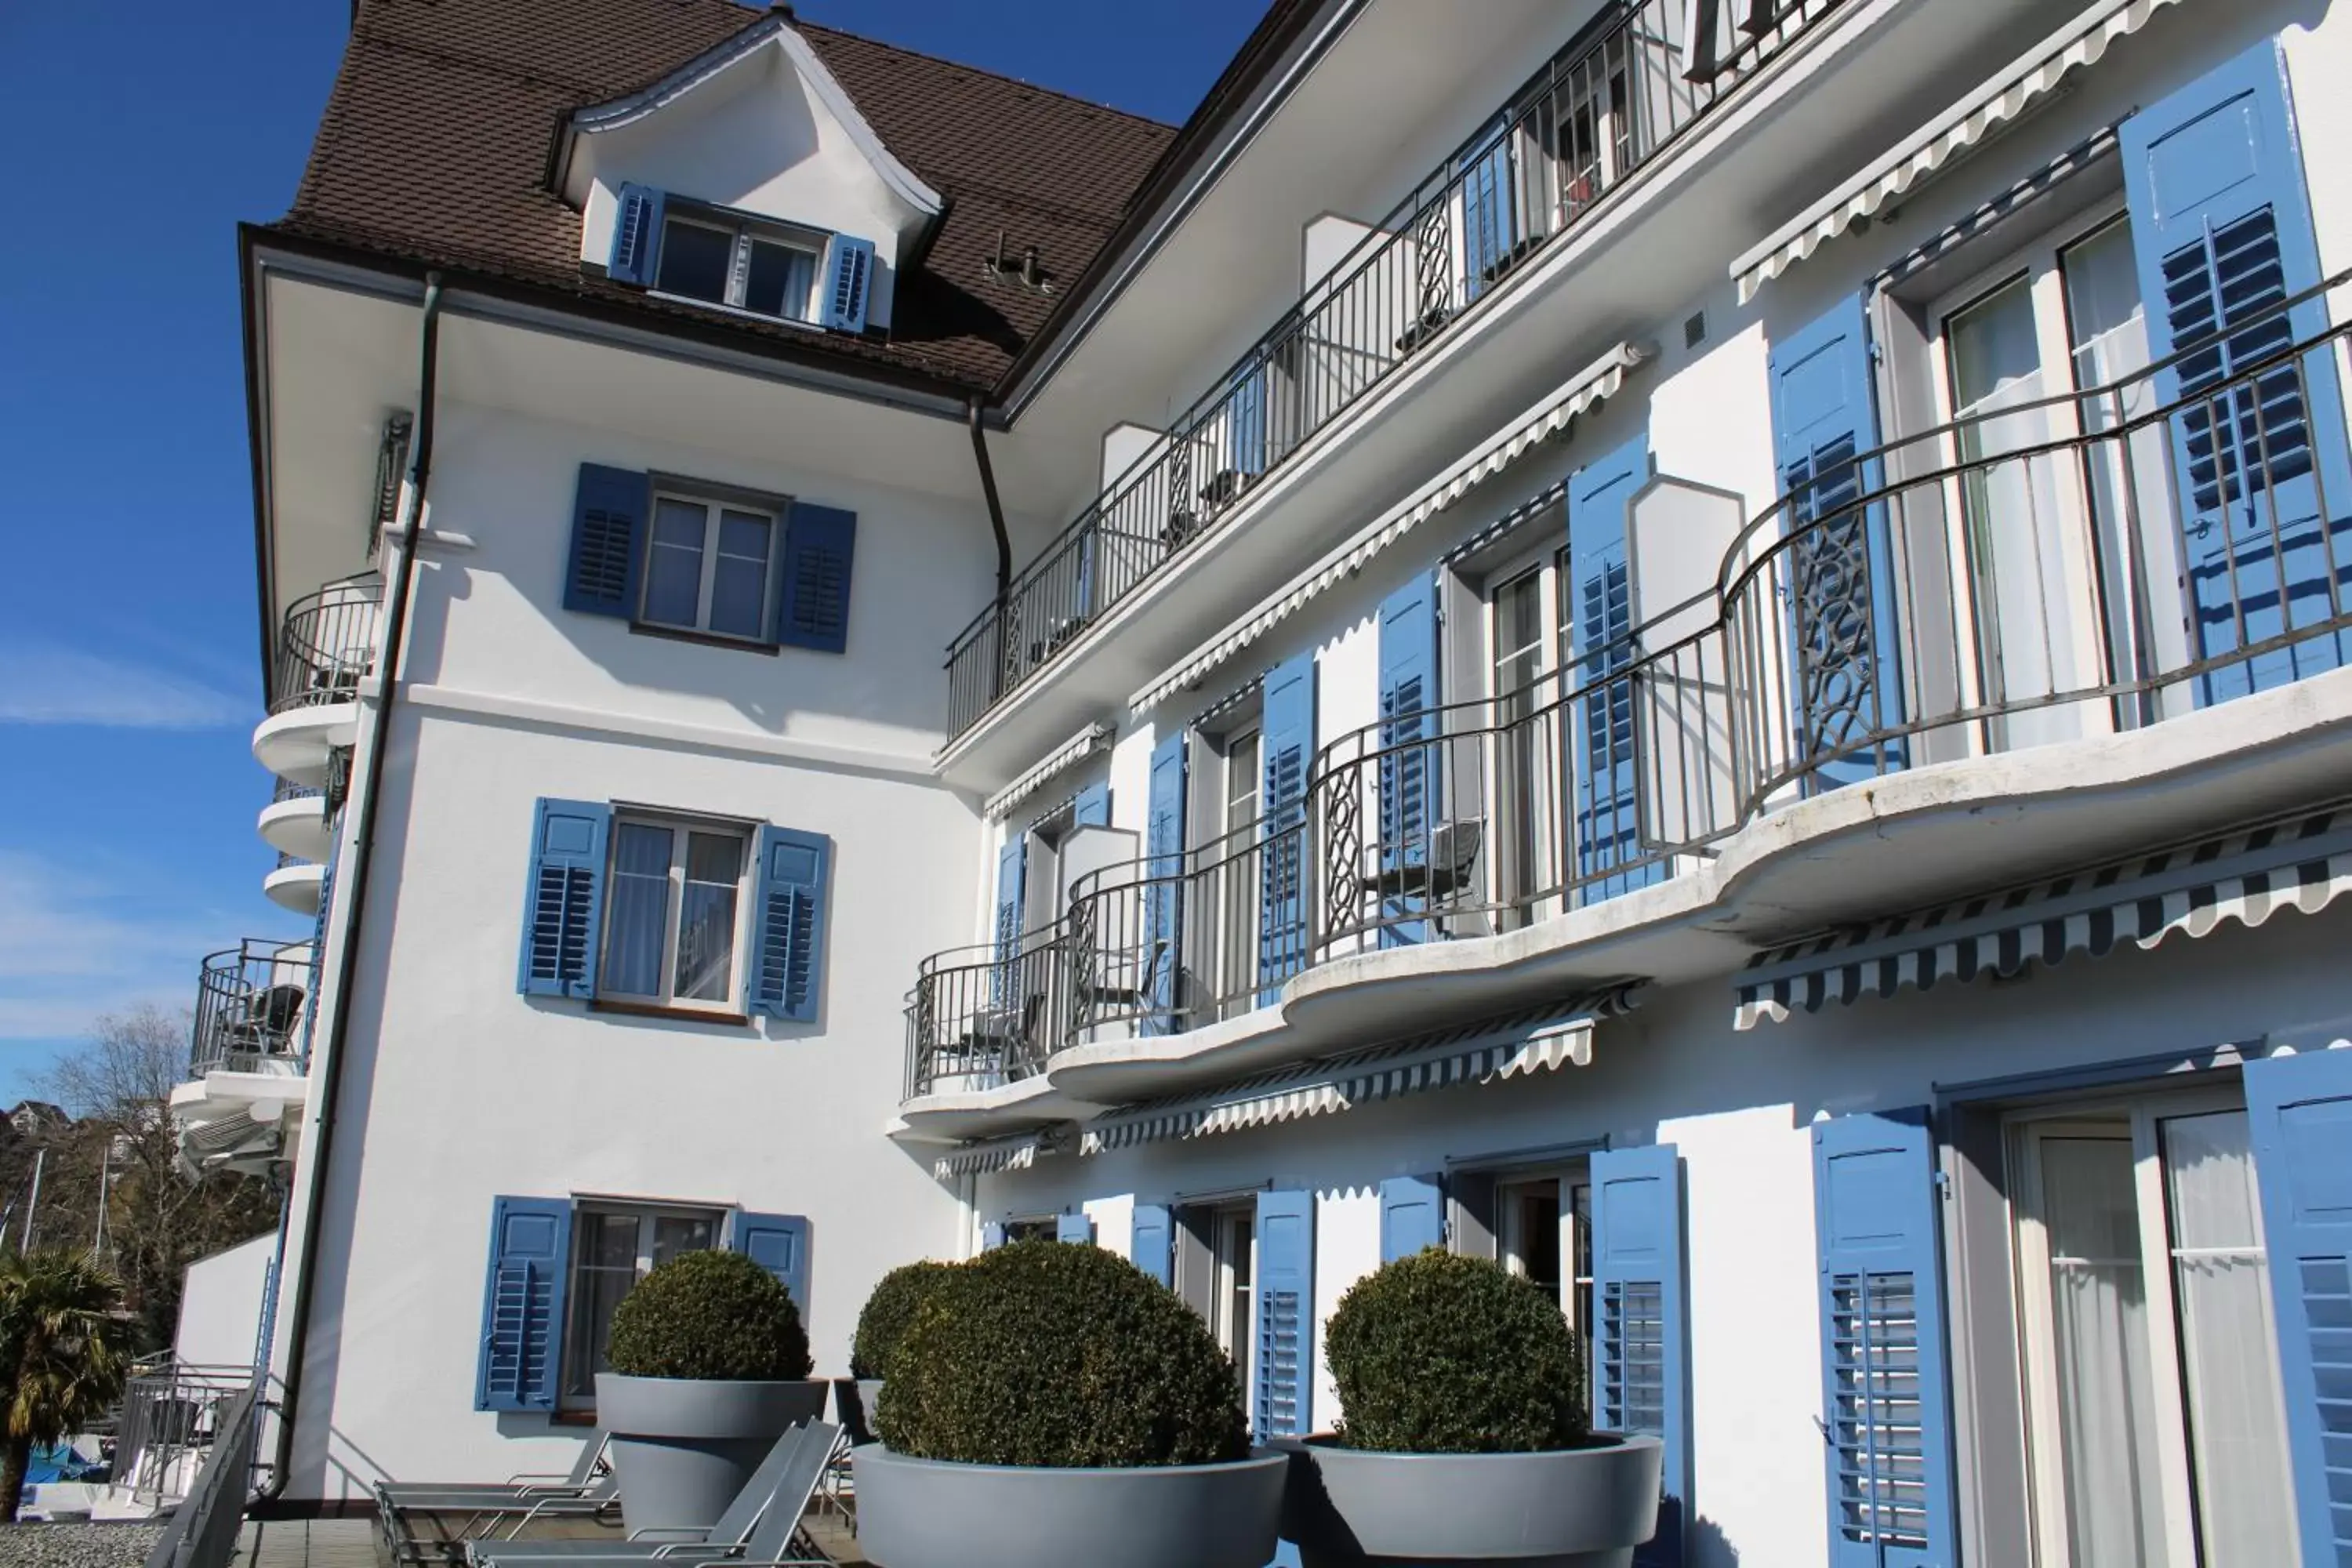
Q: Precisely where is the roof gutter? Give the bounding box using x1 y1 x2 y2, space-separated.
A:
991 0 1367 419
259 271 443 1504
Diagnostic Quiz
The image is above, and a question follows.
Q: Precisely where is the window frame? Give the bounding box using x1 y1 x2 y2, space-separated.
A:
595 809 756 1017
1480 545 1573 929
559 1196 728 1410
637 485 786 645
651 202 826 325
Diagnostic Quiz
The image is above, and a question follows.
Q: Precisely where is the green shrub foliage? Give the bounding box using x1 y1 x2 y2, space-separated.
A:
851 1260 958 1381
875 1240 1248 1468
605 1249 813 1381
1323 1248 1588 1454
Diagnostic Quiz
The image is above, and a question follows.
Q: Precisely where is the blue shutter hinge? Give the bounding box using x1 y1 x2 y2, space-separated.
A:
1867 339 1886 366
1933 1168 1952 1198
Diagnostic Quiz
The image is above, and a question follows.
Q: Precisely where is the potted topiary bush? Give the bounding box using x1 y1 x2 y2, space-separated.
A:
597 1249 826 1534
842 1260 956 1444
1283 1250 1661 1566
853 1240 1286 1568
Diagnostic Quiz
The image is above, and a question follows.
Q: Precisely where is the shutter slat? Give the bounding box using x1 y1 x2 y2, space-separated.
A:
517 800 609 999
1257 652 1316 1004
777 503 857 654
750 827 831 1022
1375 575 1439 946
1131 1203 1174 1287
1570 437 1658 905
608 184 664 287
1810 1110 1954 1568
1592 1144 1690 1567
819 235 876 333
731 1211 811 1314
475 1196 572 1413
1378 1174 1443 1261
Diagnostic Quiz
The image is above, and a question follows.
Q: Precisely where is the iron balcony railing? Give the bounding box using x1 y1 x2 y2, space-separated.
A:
271 776 323 807
191 939 313 1077
114 1361 267 1508
942 0 1842 740
904 286 2352 1090
268 576 383 716
902 926 1072 1100
136 1372 268 1568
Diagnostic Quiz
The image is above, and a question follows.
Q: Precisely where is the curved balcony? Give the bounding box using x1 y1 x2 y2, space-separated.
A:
257 777 330 863
263 854 325 916
252 576 383 784
911 288 2352 1123
942 0 1842 742
176 938 315 1173
900 928 1102 1136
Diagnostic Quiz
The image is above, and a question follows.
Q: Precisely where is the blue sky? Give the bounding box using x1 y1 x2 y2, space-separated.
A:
0 0 1266 1105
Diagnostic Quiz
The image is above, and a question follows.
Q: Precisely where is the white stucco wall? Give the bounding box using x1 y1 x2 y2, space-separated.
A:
173 1233 274 1370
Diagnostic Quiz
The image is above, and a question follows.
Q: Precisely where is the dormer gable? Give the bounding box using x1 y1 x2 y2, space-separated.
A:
558 13 945 336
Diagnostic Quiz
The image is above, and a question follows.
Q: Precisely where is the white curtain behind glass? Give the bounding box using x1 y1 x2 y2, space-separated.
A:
2038 1133 2170 1568
2160 1110 2296 1566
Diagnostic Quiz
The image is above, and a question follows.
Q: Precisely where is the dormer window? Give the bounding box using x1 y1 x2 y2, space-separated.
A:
655 207 823 325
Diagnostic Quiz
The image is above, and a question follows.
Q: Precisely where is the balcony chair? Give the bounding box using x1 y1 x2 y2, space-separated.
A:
1076 938 1168 1022
1358 819 1485 905
222 984 306 1063
466 1420 843 1567
954 990 1046 1083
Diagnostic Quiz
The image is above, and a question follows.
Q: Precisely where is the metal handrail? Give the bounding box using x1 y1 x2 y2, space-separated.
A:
140 1374 266 1568
902 924 1073 1100
905 283 2352 1075
941 0 1842 739
191 940 313 1077
267 576 383 716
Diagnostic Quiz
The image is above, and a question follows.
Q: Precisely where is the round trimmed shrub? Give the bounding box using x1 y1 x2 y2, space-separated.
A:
875 1240 1247 1468
851 1259 959 1381
1323 1249 1586 1454
605 1248 813 1381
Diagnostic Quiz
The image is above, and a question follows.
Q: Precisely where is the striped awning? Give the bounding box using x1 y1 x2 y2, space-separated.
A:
1126 343 1648 720
1080 986 1643 1154
1736 804 2352 1029
1731 0 2188 303
931 1130 1060 1180
983 722 1112 821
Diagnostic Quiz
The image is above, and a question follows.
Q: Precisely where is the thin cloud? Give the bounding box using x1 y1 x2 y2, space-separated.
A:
0 641 249 729
0 854 230 1043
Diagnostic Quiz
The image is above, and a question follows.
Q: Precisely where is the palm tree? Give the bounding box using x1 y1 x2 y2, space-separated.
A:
0 1251 132 1522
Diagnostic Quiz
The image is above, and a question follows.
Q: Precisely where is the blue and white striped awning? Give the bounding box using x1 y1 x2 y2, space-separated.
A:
1080 986 1643 1154
1736 805 2352 1029
931 1129 1062 1181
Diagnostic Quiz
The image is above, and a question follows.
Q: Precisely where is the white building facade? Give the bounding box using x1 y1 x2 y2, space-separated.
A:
198 0 2352 1563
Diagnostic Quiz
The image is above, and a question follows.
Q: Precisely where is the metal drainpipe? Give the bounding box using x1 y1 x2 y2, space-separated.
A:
257 271 443 1502
967 397 1011 698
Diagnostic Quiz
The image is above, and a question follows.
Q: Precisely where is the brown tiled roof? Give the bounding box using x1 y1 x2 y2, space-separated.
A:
274 0 1182 394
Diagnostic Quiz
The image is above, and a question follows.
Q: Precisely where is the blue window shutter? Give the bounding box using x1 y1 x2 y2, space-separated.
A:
1811 1108 1955 1568
475 1196 571 1413
1591 1144 1691 1568
1254 1189 1316 1441
1766 295 1907 792
564 464 650 619
1378 1174 1443 1261
608 184 664 287
1142 732 1188 1036
2120 40 2352 702
1258 652 1317 1004
1229 366 1269 477
991 837 1027 1012
517 799 609 999
2244 1046 2352 1565
1461 119 1516 301
1375 573 1441 945
776 503 856 654
749 826 831 1022
979 1221 1006 1252
1073 780 1111 827
819 234 876 333
731 1211 811 1315
1131 1203 1174 1287
1056 1214 1094 1245
1568 435 1660 906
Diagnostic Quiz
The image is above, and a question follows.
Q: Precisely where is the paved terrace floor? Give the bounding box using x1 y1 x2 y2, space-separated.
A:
245 1496 865 1568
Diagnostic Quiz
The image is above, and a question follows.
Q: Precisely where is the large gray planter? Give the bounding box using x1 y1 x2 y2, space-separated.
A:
853 1444 1287 1568
596 1374 828 1534
1280 1433 1664 1566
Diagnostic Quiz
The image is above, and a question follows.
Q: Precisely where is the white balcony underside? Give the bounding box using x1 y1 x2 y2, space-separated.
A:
263 860 326 915
920 666 2352 1126
252 702 360 785
258 793 332 862
171 1069 307 1174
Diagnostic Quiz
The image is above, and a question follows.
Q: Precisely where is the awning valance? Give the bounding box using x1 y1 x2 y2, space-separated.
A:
932 1130 1061 1180
1080 986 1642 1154
1736 804 2352 1029
983 722 1112 820
1126 344 1648 720
1731 0 2188 303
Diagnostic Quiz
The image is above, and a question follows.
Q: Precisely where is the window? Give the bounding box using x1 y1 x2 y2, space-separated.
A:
601 815 750 1012
2005 1090 2296 1565
1207 1205 1256 1363
654 210 822 325
1214 726 1261 1011
1000 1217 1061 1245
561 1200 724 1406
1486 1165 1594 1421
1480 548 1574 927
642 492 779 641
